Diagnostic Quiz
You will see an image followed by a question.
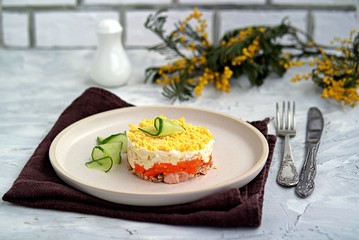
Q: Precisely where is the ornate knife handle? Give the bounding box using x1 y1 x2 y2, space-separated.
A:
295 142 318 198
277 134 299 187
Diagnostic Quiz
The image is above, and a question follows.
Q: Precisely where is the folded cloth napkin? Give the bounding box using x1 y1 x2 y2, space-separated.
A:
3 87 276 228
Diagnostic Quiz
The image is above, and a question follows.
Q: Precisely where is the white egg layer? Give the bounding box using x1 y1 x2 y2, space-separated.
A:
127 137 214 170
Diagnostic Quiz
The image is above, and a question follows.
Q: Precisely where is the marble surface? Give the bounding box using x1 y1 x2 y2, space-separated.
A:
1 49 359 240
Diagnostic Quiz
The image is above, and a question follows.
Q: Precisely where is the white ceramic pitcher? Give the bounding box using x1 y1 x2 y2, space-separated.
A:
90 19 131 87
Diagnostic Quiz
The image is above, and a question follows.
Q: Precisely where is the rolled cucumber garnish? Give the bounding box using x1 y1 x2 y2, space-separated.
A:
86 131 127 172
138 117 185 136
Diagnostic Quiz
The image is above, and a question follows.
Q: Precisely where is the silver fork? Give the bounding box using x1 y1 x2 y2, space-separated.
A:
276 101 299 187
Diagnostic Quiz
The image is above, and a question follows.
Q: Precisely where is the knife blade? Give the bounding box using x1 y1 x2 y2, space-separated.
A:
295 107 324 198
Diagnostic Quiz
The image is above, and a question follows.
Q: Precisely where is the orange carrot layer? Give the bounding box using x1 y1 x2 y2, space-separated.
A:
134 156 212 177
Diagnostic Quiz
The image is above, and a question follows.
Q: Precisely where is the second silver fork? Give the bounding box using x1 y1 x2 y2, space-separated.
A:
276 101 299 187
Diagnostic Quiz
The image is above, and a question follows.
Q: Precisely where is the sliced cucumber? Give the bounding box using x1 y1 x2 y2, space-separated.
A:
97 132 127 153
91 145 106 160
103 142 123 165
87 131 127 172
86 156 113 172
92 142 123 165
139 117 185 136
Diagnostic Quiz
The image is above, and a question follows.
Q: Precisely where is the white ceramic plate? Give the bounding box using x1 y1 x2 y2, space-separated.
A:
49 106 269 206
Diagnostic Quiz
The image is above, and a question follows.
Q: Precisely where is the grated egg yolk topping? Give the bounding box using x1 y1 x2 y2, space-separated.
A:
127 116 213 152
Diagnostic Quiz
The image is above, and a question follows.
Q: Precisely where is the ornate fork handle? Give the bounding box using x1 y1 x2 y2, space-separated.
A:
277 134 299 186
295 142 318 198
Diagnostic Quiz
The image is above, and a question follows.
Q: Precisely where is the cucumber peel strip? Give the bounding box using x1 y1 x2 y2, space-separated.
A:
86 156 113 172
138 117 185 136
97 132 127 153
91 142 123 165
86 131 127 172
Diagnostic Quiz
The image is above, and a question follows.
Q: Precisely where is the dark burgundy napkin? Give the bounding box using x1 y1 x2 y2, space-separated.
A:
3 87 276 228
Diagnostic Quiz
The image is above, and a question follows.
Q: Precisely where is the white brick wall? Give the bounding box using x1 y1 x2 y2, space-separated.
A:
178 0 265 4
273 0 356 4
219 10 308 36
313 11 358 44
1 0 358 48
2 12 28 47
126 10 214 47
36 11 119 47
85 0 171 4
2 0 76 6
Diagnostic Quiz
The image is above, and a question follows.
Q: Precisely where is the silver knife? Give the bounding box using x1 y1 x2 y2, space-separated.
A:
295 107 324 198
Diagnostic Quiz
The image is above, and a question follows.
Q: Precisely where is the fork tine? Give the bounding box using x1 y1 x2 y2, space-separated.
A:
282 101 285 129
276 102 280 128
287 101 291 130
276 101 296 131
275 100 298 187
292 101 296 130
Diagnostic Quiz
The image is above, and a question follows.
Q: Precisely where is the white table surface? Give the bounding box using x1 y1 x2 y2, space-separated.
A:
1 49 358 240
